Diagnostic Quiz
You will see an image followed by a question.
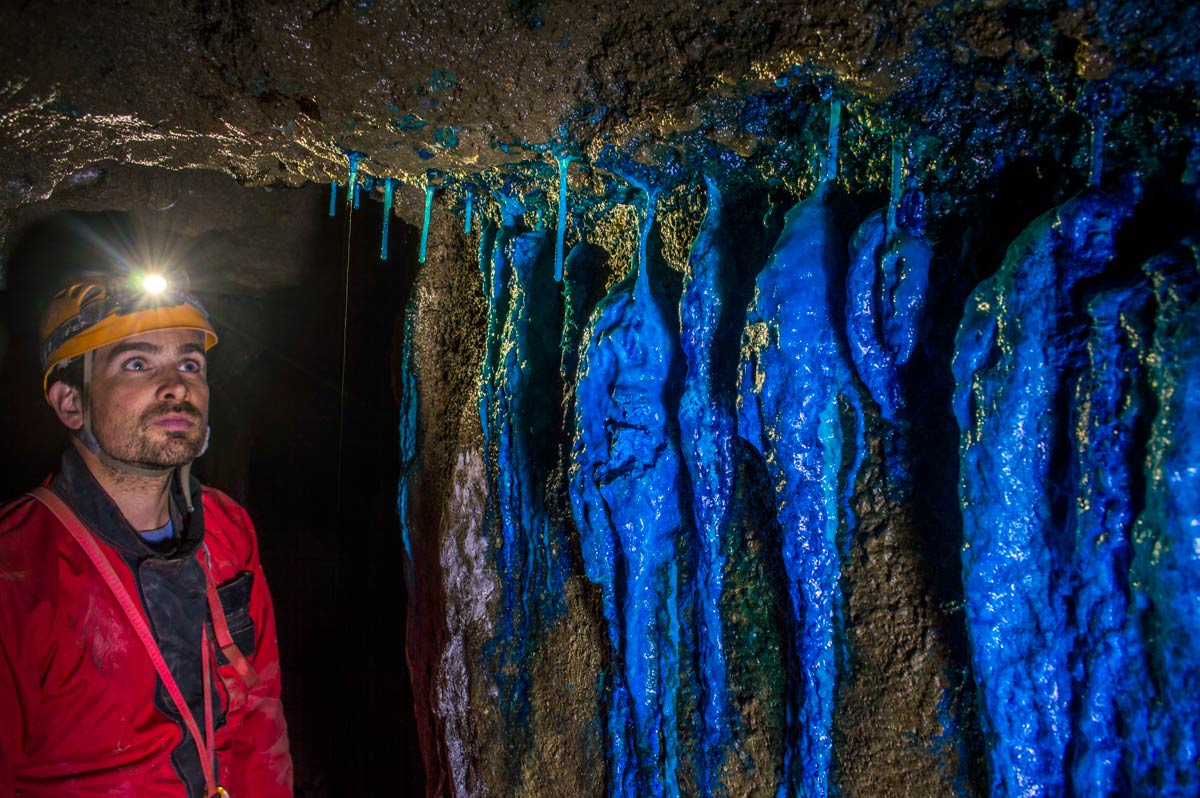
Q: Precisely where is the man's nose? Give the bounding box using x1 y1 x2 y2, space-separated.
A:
157 370 189 402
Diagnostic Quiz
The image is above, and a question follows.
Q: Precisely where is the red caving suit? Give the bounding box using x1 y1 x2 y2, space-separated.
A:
0 448 292 797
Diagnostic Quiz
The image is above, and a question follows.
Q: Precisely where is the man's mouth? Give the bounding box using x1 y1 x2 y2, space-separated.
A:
153 413 199 430
147 404 202 431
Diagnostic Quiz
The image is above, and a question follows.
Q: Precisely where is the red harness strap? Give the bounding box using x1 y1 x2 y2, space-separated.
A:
199 547 260 690
29 487 238 798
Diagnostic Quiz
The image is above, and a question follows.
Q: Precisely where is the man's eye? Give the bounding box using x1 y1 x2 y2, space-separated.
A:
180 360 203 373
123 358 147 371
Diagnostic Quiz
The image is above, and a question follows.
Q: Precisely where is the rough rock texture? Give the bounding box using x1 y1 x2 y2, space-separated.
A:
2 0 1197 264
1 2 1198 798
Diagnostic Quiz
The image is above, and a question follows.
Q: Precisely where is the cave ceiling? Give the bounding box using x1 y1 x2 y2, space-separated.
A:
0 0 1197 283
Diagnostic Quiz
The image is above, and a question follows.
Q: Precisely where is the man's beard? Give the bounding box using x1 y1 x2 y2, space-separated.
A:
97 401 207 469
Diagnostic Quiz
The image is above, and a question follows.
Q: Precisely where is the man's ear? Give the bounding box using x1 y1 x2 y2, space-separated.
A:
47 382 84 431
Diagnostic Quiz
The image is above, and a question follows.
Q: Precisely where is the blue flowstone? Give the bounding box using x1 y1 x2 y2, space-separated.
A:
737 181 861 798
952 186 1137 798
845 189 931 425
678 174 736 794
487 224 567 749
570 188 685 798
1069 280 1151 797
1129 241 1200 797
397 297 418 578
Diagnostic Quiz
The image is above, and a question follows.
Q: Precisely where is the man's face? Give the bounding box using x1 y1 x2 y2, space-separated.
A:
88 329 210 469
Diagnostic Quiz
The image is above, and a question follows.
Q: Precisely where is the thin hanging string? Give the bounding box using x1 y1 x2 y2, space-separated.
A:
336 201 354 510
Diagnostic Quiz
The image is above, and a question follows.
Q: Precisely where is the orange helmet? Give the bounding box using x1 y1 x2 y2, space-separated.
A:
39 271 218 398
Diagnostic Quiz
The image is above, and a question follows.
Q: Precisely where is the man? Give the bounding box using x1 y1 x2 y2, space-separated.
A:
0 271 292 797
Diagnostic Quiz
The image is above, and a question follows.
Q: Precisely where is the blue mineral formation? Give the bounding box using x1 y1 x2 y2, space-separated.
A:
380 177 394 260
737 196 857 798
952 186 1138 798
419 184 434 264
488 222 567 745
391 113 428 132
434 125 460 150
737 102 860 798
879 189 930 371
477 216 497 298
554 152 577 282
846 212 892 410
1069 280 1151 796
478 190 526 452
570 180 686 798
397 296 418 578
333 150 365 217
886 141 903 245
846 143 931 426
678 174 734 792
823 99 841 185
1129 241 1200 796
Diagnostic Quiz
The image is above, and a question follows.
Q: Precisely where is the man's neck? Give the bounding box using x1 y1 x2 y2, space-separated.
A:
70 438 174 531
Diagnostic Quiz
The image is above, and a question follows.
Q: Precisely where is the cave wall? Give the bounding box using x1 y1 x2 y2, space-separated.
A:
1 2 1198 798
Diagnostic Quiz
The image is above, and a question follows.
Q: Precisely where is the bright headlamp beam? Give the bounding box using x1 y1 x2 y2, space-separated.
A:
142 274 168 295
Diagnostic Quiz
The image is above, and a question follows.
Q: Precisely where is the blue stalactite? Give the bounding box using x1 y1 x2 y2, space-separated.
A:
823 99 841 186
846 157 931 426
678 173 733 794
465 186 473 234
879 190 930 370
737 181 859 798
554 153 576 282
886 142 902 246
381 177 394 261
571 182 686 798
328 180 338 217
343 150 365 214
846 210 892 413
475 197 527 769
490 224 567 756
419 184 434 264
736 99 860 797
397 296 418 578
478 191 525 453
952 186 1138 798
1068 280 1150 797
477 217 498 298
1130 241 1200 796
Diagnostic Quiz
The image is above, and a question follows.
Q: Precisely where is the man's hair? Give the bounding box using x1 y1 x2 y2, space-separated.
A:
47 355 83 393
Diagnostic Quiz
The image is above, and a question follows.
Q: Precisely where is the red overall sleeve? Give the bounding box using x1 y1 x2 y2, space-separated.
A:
210 497 293 798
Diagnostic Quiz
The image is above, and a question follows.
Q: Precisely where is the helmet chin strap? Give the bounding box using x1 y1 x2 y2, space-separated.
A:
177 427 209 514
80 350 205 512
